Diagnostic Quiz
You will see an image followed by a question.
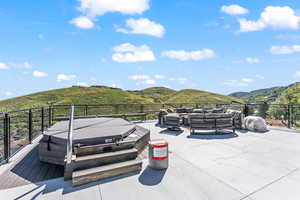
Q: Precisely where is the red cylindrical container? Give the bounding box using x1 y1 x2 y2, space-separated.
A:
148 139 169 169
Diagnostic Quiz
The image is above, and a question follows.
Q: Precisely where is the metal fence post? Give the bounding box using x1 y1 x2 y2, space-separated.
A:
140 104 144 113
28 109 32 143
291 105 294 127
288 105 292 129
41 107 44 133
85 105 88 116
115 104 119 114
51 106 54 124
3 113 9 163
48 106 52 126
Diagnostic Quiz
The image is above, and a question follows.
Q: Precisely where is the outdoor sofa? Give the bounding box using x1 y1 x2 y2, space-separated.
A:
158 106 240 134
188 113 235 134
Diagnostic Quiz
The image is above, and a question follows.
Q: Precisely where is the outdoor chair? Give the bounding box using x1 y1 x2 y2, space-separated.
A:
226 109 243 129
158 109 168 125
164 113 181 130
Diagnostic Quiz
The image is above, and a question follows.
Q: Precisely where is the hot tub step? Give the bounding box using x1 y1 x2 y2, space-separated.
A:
72 159 142 186
73 148 138 170
74 140 136 156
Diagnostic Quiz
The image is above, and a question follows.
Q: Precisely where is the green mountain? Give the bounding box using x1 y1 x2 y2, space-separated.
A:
275 83 300 104
166 89 242 105
0 86 242 111
0 86 153 111
229 86 287 103
129 87 176 103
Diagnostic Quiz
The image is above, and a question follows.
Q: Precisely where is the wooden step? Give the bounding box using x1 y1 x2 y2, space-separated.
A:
72 159 142 186
73 148 138 171
74 140 136 156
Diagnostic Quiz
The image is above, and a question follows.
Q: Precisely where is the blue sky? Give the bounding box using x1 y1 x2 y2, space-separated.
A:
1 0 300 100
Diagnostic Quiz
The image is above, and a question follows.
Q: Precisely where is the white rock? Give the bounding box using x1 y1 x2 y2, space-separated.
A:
243 116 268 132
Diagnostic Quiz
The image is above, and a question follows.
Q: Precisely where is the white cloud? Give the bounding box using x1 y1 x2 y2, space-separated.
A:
162 49 216 61
239 19 265 32
33 70 48 78
294 71 300 78
168 77 188 84
76 82 88 87
70 16 94 29
22 62 32 69
116 18 165 37
255 74 265 80
224 78 254 87
221 5 248 15
270 45 300 55
4 91 13 97
241 78 253 83
77 0 150 18
178 78 188 84
130 74 150 80
112 43 155 63
111 83 118 88
0 63 9 70
144 79 156 85
57 74 77 81
239 6 300 32
37 34 44 40
154 74 165 80
8 62 32 69
246 57 260 63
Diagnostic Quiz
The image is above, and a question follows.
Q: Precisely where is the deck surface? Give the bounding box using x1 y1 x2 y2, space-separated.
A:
0 121 148 190
1 121 300 200
0 143 64 190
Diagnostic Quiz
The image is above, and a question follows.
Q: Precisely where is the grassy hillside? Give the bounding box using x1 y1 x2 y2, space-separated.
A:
0 86 243 112
129 87 176 103
166 89 242 105
229 86 287 103
0 86 153 111
274 83 300 104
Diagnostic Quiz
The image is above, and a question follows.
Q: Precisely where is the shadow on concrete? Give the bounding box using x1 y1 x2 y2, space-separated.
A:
155 123 167 128
138 167 167 186
187 132 238 140
13 171 141 199
159 129 183 136
238 128 270 134
0 146 64 190
237 129 248 134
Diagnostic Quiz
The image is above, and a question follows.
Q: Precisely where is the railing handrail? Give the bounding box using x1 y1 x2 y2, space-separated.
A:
4 103 300 114
66 106 74 165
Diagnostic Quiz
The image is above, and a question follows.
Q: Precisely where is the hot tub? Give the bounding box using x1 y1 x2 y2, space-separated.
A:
39 118 149 165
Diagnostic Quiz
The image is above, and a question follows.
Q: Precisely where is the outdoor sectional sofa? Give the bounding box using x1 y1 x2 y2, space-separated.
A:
188 113 235 134
158 106 240 134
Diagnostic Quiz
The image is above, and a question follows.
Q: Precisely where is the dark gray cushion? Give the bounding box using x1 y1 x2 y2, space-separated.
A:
192 109 204 113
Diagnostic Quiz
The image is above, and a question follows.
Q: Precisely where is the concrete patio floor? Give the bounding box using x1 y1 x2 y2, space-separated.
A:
1 121 300 200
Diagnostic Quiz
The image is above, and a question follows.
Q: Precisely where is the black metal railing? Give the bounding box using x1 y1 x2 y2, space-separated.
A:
0 107 51 164
1 102 300 164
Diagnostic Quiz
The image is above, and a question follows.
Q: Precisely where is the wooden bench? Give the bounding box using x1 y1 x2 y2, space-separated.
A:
189 113 235 134
55 113 147 122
